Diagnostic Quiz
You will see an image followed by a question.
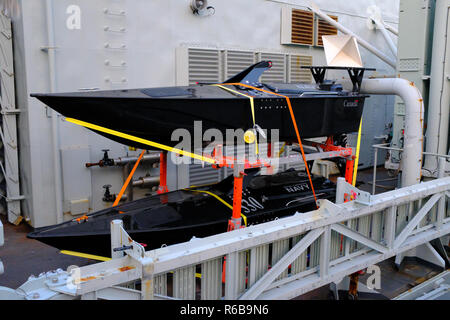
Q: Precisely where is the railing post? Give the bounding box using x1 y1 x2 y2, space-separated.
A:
111 219 124 259
141 259 155 300
436 157 446 229
372 147 378 195
384 206 397 248
225 252 240 300
336 177 346 204
319 226 331 278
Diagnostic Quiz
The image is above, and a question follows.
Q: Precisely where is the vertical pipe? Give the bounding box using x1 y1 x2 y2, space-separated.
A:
319 226 331 278
45 0 64 224
372 148 378 195
356 78 424 187
424 0 450 173
384 206 397 248
436 157 446 229
157 152 169 194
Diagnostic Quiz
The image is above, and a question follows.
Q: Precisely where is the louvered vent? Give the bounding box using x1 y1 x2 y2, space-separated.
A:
258 53 286 83
291 9 314 45
289 55 313 83
188 48 221 85
225 50 256 79
189 164 221 186
316 15 338 46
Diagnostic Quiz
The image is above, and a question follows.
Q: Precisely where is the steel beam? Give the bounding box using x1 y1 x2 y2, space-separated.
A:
259 223 450 300
394 193 442 249
239 228 324 300
331 223 388 253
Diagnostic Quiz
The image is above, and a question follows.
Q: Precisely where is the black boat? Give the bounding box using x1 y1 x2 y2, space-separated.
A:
28 169 336 257
31 62 370 150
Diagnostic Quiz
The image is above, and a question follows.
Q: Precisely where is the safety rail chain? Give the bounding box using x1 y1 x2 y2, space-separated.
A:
2 177 449 300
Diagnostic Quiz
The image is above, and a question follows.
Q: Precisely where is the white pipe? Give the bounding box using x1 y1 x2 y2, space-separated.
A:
45 0 64 224
372 18 397 57
343 78 424 187
309 3 397 69
383 23 398 36
424 0 450 174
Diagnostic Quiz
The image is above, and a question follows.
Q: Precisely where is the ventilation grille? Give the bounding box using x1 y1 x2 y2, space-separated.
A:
289 55 313 83
188 48 221 85
291 9 314 45
182 48 313 85
225 50 256 79
259 53 286 83
189 164 221 186
316 15 338 46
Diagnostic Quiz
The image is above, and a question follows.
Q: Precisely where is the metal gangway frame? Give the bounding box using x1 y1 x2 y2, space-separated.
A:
2 173 449 300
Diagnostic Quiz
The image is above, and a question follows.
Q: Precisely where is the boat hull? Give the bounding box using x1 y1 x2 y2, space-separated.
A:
28 169 335 257
32 86 365 150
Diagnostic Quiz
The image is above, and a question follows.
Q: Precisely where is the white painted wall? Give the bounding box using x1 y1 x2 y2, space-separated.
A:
10 0 399 227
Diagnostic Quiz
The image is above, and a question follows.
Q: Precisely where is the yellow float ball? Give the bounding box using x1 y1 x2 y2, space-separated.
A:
244 130 256 144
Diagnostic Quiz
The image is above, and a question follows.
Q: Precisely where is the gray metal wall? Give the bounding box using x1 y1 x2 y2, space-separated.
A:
6 0 398 227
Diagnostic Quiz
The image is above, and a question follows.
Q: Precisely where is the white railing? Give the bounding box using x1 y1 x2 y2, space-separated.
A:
1 176 449 300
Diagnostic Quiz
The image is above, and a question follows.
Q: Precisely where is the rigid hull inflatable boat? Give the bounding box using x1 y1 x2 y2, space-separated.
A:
28 169 336 257
31 62 369 150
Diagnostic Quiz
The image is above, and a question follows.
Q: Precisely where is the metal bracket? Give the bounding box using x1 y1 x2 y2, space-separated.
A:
40 46 59 52
336 177 373 205
301 66 376 92
110 219 145 260
6 195 25 202
1 109 21 115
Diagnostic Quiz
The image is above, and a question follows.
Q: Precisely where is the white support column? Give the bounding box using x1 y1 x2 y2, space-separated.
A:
424 0 450 173
319 227 331 278
141 261 155 300
436 158 447 229
384 206 397 248
225 251 240 300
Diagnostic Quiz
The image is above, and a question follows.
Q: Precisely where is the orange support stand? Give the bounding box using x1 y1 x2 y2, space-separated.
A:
113 150 146 207
224 170 245 282
228 173 244 231
345 156 355 185
157 151 169 194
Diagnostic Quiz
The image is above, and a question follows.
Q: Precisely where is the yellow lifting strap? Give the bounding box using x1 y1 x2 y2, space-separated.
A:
352 118 363 187
65 118 215 164
60 250 111 262
213 84 259 155
184 188 248 227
